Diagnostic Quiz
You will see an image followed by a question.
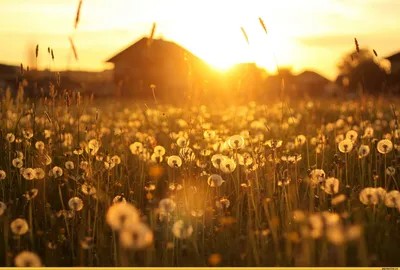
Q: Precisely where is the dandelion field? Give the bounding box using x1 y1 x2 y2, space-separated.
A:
2 88 400 267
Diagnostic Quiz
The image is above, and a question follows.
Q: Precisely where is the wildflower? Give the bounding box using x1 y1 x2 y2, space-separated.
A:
309 169 326 186
12 158 23 168
0 170 6 180
35 141 45 152
168 183 183 191
68 197 84 211
338 139 353 153
359 187 378 205
346 130 358 143
119 222 153 249
73 147 84 155
215 197 230 210
106 203 140 231
386 166 396 176
167 155 182 168
204 130 216 140
0 202 7 216
24 189 38 200
113 195 127 204
52 166 63 178
153 145 166 156
144 184 156 191
295 134 306 147
6 133 15 143
264 139 283 149
281 154 302 164
104 160 116 170
358 145 370 158
87 139 100 155
22 129 33 139
151 153 163 163
384 190 400 208
228 135 244 149
377 139 393 154
191 209 204 217
16 151 24 159
363 127 374 138
176 137 189 148
211 154 227 169
10 218 29 235
33 168 45 179
172 220 193 239
80 161 89 170
220 158 236 173
179 147 196 161
278 176 291 186
44 155 52 165
22 168 35 180
111 155 121 164
81 183 96 195
324 177 340 195
80 237 94 250
159 198 176 213
47 242 57 249
207 174 225 187
14 251 42 267
65 161 74 170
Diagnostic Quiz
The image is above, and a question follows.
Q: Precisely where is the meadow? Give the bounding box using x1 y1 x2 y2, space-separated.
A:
1 86 400 267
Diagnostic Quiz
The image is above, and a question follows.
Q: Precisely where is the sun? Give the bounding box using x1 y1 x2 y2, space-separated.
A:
174 20 281 74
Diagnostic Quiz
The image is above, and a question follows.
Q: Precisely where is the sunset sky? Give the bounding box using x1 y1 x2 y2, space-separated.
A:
0 0 399 80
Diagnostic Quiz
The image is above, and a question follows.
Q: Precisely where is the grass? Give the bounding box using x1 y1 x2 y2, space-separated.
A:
1 85 400 267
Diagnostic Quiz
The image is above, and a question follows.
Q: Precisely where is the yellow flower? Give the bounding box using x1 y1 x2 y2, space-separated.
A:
167 155 182 168
377 139 393 154
228 135 244 150
68 197 84 211
159 198 176 213
338 139 353 153
324 177 340 195
207 174 225 187
22 168 35 180
106 203 140 231
119 222 153 249
14 251 42 267
172 220 193 239
10 218 29 235
0 170 6 180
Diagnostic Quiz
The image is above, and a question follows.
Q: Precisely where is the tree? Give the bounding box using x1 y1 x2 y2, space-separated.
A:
337 48 388 94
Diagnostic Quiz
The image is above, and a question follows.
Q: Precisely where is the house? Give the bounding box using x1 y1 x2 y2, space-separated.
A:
263 69 331 98
105 37 214 100
264 67 296 99
0 64 19 90
295 70 331 97
385 52 400 74
385 52 400 93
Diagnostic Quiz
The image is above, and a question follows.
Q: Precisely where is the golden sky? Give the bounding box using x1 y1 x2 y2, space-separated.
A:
0 0 399 80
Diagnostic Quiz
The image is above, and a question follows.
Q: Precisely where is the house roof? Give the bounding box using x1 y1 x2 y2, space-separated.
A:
0 64 18 75
105 37 201 64
296 70 331 84
385 52 400 62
